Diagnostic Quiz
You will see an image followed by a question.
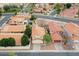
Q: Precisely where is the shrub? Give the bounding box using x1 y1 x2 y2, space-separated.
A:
8 37 16 46
43 33 52 44
0 40 1 46
0 8 2 18
54 4 64 14
3 5 10 12
65 3 72 9
24 25 32 38
3 5 20 13
30 15 37 21
0 37 16 47
21 35 29 46
56 8 61 14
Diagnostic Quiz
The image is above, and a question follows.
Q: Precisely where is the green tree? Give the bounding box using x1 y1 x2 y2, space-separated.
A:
43 33 52 44
8 37 16 46
3 5 10 12
54 4 64 14
3 5 20 13
0 40 1 46
54 4 64 10
0 37 16 47
14 12 17 15
30 15 37 21
0 38 9 47
0 8 2 18
20 5 23 9
65 3 72 9
21 34 29 46
56 8 61 14
24 25 32 38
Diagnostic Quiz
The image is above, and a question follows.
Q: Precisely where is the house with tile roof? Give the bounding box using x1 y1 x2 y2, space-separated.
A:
32 23 45 50
33 4 53 14
0 13 29 46
32 23 45 44
9 13 31 25
48 21 64 43
0 33 23 46
48 21 64 50
65 22 79 49
60 6 79 18
0 24 26 33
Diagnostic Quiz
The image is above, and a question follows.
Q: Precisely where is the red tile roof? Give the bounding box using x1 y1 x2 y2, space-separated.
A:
48 21 63 42
0 24 26 33
10 16 26 22
32 24 45 40
53 33 63 41
65 22 79 34
48 21 63 32
10 14 31 23
65 22 79 40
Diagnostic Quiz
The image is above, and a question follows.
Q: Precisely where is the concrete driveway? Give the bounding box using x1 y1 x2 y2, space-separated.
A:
33 44 41 50
54 43 64 50
74 43 79 50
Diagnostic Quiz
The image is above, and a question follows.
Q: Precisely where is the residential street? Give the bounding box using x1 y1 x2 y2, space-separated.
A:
0 13 14 27
33 14 79 24
1 52 79 56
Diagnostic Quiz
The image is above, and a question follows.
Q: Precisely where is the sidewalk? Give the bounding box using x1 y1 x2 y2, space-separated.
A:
1 49 79 52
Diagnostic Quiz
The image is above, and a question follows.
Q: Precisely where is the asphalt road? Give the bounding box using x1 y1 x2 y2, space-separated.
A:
33 14 79 24
0 13 14 27
1 52 79 56
2 13 14 16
